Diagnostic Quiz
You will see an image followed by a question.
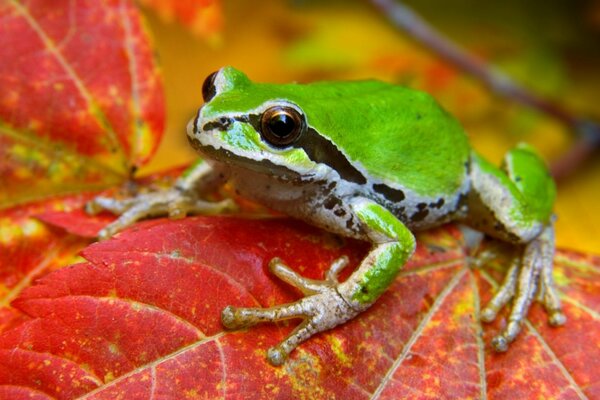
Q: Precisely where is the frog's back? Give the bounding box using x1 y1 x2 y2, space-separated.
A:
291 80 471 198
207 75 471 198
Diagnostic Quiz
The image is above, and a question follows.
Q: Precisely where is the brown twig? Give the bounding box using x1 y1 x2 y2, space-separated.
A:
370 0 600 179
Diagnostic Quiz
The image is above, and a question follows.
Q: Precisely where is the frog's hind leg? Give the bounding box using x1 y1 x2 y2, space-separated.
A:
221 256 360 366
222 198 416 365
467 145 565 351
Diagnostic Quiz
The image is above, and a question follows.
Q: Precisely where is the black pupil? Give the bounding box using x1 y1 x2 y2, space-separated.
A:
268 113 296 137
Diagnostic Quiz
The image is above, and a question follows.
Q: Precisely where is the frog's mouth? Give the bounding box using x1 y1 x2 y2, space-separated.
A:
186 116 304 182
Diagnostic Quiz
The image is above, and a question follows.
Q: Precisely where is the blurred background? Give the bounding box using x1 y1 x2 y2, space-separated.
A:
137 0 600 253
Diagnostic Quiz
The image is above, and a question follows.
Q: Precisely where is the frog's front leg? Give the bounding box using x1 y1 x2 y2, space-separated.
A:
222 198 416 366
86 160 234 239
467 147 566 351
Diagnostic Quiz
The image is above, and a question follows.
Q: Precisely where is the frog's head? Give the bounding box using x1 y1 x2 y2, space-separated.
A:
187 67 325 180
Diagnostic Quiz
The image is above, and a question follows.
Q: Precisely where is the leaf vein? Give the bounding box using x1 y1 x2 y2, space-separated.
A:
370 267 467 399
470 271 488 400
76 332 227 399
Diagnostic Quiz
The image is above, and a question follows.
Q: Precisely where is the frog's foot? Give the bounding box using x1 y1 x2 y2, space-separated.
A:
86 189 236 239
480 226 566 351
221 256 364 366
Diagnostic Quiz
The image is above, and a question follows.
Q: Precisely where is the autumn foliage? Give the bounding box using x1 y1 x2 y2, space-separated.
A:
0 0 599 399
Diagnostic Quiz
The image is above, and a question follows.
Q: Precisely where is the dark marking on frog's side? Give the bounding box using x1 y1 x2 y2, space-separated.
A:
345 214 364 235
398 206 406 219
411 202 430 222
390 205 408 223
346 218 354 231
373 183 405 203
323 197 340 210
429 198 445 209
334 208 346 217
312 179 331 191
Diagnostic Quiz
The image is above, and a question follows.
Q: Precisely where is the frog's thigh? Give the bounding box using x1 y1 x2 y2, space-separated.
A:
468 147 552 243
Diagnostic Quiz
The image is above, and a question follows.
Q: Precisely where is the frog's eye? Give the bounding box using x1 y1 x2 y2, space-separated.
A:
260 106 306 147
202 71 219 102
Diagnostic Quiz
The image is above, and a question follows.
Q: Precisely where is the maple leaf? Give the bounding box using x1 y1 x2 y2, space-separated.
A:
0 214 598 399
0 0 165 208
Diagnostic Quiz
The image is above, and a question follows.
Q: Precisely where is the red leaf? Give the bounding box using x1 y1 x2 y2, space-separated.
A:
1 215 597 398
0 196 92 334
0 0 165 208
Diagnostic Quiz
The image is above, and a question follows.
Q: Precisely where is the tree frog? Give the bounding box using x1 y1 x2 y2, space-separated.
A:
88 67 566 366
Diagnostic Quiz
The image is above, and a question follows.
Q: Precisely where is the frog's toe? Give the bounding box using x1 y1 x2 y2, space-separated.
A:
485 225 565 352
268 256 348 295
97 201 163 239
480 258 519 323
486 245 540 352
86 195 137 215
491 316 524 352
266 346 288 366
266 319 325 365
189 198 238 215
221 305 254 329
538 253 567 327
491 335 509 352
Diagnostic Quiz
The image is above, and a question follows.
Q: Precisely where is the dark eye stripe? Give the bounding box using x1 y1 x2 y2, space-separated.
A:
204 111 368 185
296 127 367 185
240 114 367 185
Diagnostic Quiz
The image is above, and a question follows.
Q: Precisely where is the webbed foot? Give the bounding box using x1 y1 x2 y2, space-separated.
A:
480 226 566 351
86 187 236 239
222 256 364 366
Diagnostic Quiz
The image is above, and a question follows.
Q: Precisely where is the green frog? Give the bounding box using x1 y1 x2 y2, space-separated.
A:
88 67 565 365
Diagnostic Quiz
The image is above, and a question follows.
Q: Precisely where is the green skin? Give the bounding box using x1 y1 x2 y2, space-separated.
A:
88 67 566 366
